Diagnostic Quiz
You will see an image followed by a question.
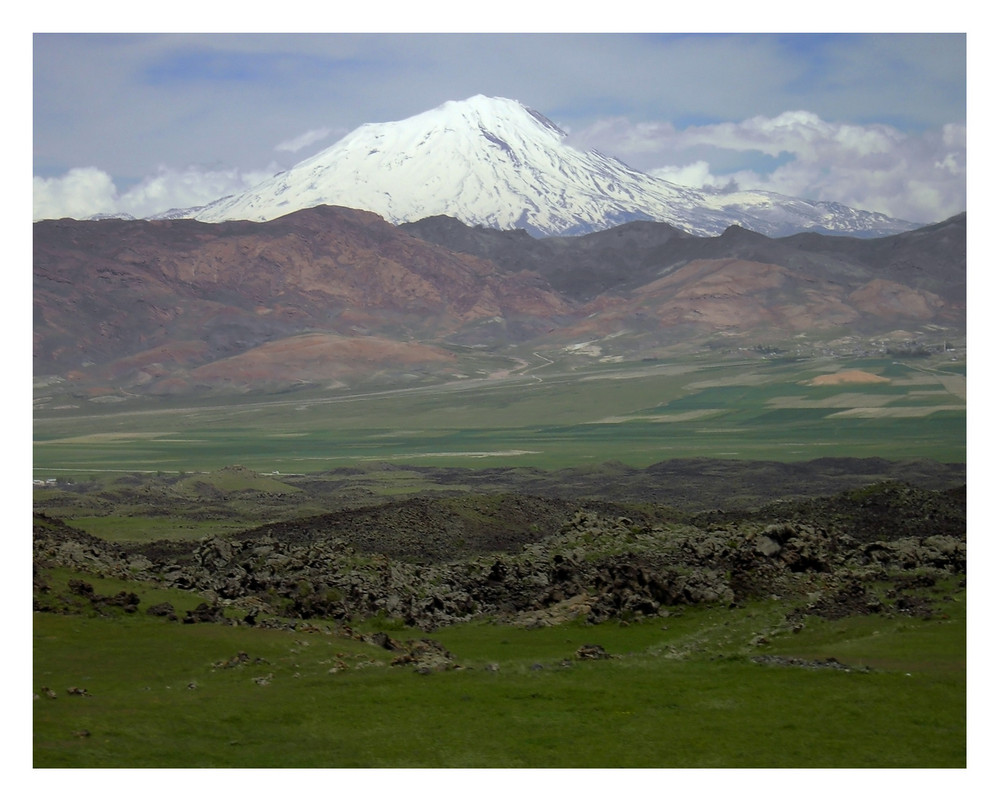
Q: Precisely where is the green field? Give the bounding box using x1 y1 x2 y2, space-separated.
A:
34 351 966 475
33 568 966 768
32 347 969 771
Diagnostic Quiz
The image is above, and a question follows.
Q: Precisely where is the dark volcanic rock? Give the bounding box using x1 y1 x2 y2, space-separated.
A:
182 603 227 624
33 476 965 632
146 601 177 619
576 644 612 660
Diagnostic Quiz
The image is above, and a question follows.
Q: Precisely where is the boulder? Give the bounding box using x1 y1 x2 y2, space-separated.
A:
576 644 612 660
182 602 226 624
390 639 460 672
146 601 176 618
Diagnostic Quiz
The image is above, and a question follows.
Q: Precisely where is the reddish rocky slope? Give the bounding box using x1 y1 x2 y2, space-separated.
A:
34 207 965 398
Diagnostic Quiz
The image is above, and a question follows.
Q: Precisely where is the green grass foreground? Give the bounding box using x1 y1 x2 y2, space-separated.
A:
33 574 966 768
32 349 968 769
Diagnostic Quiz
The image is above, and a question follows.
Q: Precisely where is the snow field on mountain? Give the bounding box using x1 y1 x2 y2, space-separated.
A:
193 96 917 238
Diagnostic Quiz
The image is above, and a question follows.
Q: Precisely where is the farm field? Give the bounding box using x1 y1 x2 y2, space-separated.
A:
33 349 967 476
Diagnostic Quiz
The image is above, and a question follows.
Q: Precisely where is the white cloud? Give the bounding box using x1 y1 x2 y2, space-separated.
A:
33 168 119 221
576 111 966 224
652 161 735 192
275 128 333 154
119 165 278 215
32 164 279 221
672 111 905 161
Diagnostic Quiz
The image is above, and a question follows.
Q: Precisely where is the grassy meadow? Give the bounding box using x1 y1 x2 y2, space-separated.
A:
33 569 966 768
32 347 969 769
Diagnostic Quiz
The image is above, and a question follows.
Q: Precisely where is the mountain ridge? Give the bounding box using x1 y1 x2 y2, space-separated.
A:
34 206 964 400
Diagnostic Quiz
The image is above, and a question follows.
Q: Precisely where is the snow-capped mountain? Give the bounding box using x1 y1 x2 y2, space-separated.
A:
191 95 918 238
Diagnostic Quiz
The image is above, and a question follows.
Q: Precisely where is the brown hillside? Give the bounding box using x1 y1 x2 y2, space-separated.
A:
33 206 570 394
562 258 860 339
33 208 965 399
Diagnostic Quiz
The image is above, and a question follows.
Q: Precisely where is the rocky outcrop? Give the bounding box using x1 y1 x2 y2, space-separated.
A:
33 481 965 632
389 639 461 673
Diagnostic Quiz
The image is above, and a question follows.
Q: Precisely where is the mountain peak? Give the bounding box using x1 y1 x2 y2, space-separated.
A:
437 94 567 136
395 95 568 154
438 94 531 116
190 97 918 239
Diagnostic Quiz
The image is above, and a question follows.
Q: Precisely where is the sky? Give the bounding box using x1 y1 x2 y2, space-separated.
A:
31 26 968 225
